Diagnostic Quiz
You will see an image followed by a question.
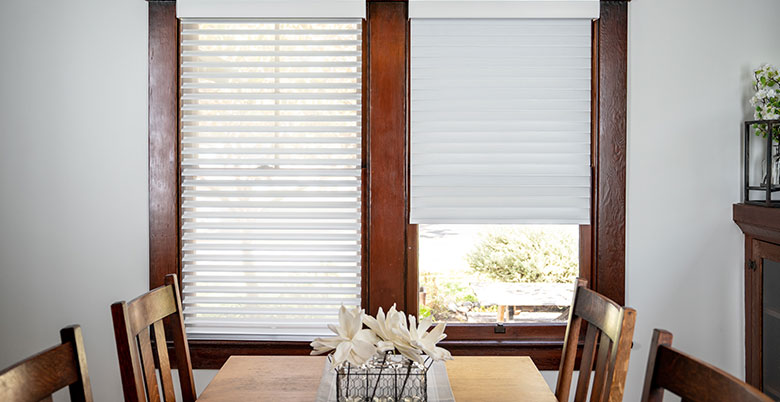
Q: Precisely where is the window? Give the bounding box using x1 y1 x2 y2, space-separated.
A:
178 19 363 341
147 0 627 369
409 17 593 326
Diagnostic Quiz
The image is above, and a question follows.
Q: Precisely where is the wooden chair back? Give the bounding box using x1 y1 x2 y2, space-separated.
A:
555 278 637 402
0 325 93 402
641 329 772 402
111 274 196 402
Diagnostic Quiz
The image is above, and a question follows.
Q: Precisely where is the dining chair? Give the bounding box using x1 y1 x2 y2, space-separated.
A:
555 278 637 402
0 325 93 402
111 274 196 402
641 329 772 402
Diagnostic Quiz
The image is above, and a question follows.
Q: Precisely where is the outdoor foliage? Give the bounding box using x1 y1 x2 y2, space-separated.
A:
466 227 578 283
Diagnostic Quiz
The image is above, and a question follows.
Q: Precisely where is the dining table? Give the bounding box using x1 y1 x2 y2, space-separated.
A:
197 355 558 401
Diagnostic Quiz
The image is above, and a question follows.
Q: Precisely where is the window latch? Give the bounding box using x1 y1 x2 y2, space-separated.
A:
494 323 506 334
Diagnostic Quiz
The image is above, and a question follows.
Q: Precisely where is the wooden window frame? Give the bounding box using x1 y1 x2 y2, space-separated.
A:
147 0 628 370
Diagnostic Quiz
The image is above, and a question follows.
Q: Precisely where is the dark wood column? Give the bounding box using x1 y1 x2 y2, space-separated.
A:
367 1 410 315
148 1 180 290
594 1 627 305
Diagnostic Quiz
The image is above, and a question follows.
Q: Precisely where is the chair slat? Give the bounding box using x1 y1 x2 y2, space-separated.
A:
641 329 772 402
60 325 93 402
166 275 197 402
656 346 771 401
0 326 92 402
590 330 613 402
138 327 161 402
607 308 636 402
153 321 176 402
112 274 197 402
112 301 147 402
554 279 636 402
0 343 77 402
555 278 587 402
573 323 600 402
574 289 622 337
127 287 177 335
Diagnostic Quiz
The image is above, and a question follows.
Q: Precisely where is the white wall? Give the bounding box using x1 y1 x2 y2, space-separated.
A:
2 0 780 400
0 0 149 400
625 0 780 399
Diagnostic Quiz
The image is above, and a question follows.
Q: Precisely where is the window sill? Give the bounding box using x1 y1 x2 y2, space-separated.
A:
178 325 573 370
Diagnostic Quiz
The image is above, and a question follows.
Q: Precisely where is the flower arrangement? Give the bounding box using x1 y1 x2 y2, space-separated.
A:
750 64 780 141
311 305 452 401
311 304 452 367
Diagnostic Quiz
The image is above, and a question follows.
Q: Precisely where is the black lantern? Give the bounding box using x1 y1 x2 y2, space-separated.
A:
745 119 780 206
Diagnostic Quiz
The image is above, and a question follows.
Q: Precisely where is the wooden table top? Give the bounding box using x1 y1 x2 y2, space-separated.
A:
197 355 557 401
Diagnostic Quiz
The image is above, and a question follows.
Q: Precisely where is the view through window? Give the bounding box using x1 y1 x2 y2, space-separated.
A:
419 225 578 323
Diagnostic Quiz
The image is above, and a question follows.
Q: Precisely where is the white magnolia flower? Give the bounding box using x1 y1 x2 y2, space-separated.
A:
408 315 453 362
310 306 378 367
364 304 423 364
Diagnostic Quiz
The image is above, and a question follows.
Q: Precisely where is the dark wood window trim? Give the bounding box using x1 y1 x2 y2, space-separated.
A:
147 0 628 370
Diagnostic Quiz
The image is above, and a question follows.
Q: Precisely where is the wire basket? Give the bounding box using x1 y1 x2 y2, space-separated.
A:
332 352 432 402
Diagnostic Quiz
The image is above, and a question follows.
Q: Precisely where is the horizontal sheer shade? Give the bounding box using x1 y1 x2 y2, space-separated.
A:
177 1 366 18
180 19 363 341
410 19 591 224
409 0 599 19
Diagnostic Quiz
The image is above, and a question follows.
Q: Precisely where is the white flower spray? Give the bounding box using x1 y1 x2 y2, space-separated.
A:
750 64 780 139
311 304 453 366
311 304 453 401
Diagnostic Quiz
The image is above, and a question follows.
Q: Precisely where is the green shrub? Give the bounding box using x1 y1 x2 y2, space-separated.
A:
466 227 577 283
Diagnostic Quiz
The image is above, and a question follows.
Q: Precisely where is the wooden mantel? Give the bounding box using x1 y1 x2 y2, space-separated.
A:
733 203 780 244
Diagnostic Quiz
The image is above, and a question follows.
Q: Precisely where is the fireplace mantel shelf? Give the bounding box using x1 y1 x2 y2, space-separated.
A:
733 203 780 244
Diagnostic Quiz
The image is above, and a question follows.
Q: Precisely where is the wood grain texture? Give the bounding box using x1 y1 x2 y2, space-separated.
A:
448 357 557 402
367 1 410 315
733 203 780 388
745 235 760 387
608 307 636 402
111 301 147 402
165 274 197 401
556 278 586 401
198 356 324 401
555 279 636 402
750 239 780 392
138 327 162 402
640 329 772 402
60 326 93 402
734 203 780 245
0 326 92 402
747 237 763 388
640 329 673 402
111 274 196 402
127 285 176 335
594 1 627 306
197 356 557 401
152 321 176 402
148 1 179 291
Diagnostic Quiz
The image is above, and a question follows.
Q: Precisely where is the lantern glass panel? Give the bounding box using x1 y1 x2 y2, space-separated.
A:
745 120 780 206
